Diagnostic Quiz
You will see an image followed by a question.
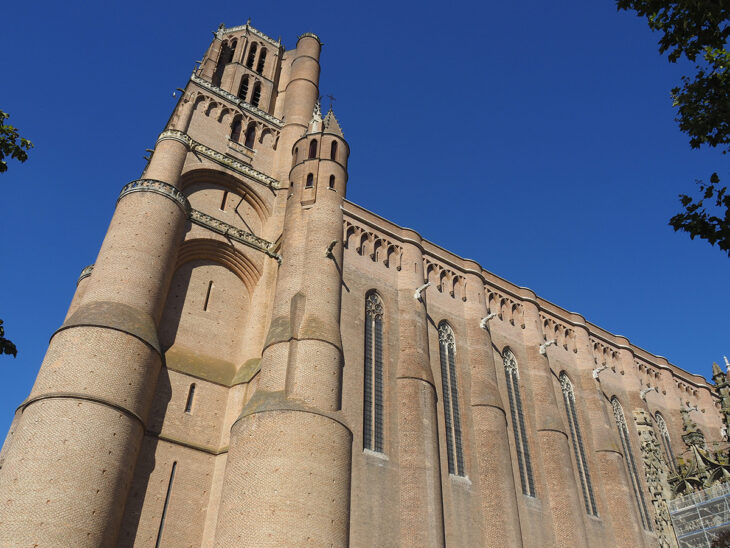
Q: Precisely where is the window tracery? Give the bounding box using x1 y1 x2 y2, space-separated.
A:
364 292 384 453
504 348 536 496
439 322 464 476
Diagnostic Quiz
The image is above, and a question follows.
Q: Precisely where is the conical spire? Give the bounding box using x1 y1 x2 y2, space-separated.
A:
323 107 344 137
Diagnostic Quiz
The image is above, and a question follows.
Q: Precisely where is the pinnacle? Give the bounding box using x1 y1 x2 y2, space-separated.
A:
714 361 724 377
323 108 344 137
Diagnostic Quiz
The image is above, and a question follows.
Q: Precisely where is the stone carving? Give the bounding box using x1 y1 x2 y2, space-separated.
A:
77 264 94 285
424 258 466 301
343 220 402 271
365 292 384 319
486 288 525 329
117 179 191 214
189 209 281 263
438 322 455 348
190 74 283 128
157 129 280 191
540 314 577 353
634 410 678 547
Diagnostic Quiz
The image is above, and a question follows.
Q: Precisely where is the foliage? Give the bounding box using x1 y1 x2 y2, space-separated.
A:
711 528 730 548
0 110 33 173
617 0 730 253
0 320 17 358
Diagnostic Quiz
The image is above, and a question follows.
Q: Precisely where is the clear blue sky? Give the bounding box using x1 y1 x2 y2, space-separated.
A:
1 1 728 438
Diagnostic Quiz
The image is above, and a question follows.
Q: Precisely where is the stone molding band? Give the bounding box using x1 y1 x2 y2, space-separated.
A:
117 179 191 215
18 392 145 428
156 129 281 191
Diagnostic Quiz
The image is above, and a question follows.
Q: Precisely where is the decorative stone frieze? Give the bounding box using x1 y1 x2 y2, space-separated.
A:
343 220 402 270
189 209 281 263
540 313 577 353
190 74 283 128
117 179 191 214
486 288 525 329
424 258 466 301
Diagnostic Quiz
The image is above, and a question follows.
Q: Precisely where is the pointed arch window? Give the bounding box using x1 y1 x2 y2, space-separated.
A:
330 140 338 160
308 139 318 159
363 292 384 453
439 322 464 476
246 43 258 68
256 48 267 74
560 373 598 515
244 122 256 149
503 348 536 496
251 82 261 107
212 41 234 88
612 398 652 530
238 76 249 101
655 412 676 473
230 117 242 142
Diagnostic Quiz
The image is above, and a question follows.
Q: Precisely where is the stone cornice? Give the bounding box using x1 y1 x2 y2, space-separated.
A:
118 179 191 215
190 209 281 264
157 129 281 191
190 74 283 128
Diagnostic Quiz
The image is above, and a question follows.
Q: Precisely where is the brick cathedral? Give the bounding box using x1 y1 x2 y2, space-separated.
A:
0 22 727 548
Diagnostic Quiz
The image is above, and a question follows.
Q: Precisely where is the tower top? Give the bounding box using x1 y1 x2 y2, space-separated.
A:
215 20 281 48
323 108 344 137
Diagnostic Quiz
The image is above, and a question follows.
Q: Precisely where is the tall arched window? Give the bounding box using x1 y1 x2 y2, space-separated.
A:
308 139 318 159
256 48 267 74
306 173 314 188
439 322 464 476
503 348 536 496
363 292 384 453
244 122 256 149
246 43 258 68
560 373 598 516
212 41 235 88
251 82 261 107
238 76 249 101
330 140 338 160
230 117 242 142
655 413 676 472
612 397 652 530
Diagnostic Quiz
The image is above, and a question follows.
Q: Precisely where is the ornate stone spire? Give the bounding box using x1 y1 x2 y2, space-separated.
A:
323 107 344 137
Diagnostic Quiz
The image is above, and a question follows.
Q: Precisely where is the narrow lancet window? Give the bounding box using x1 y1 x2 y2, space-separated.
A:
184 384 196 413
246 43 257 68
212 41 234 88
503 348 536 496
306 173 314 188
203 280 213 311
329 175 335 189
655 412 676 472
220 190 228 211
330 140 338 160
560 373 598 516
612 398 652 530
230 118 242 142
439 322 464 476
308 139 318 159
251 82 261 107
363 292 384 453
238 76 249 101
244 122 256 149
155 461 177 548
256 48 267 74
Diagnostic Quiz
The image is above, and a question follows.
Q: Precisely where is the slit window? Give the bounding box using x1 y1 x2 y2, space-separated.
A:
503 348 536 496
329 175 335 189
560 373 598 516
439 322 464 476
155 461 177 548
251 82 261 107
184 384 196 413
292 147 298 167
203 280 213 311
330 141 338 160
612 398 652 530
306 173 314 188
363 292 384 453
308 139 317 159
256 48 267 74
220 190 228 211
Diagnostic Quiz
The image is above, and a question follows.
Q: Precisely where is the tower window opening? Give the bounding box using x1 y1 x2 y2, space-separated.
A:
212 41 234 88
256 48 267 74
560 372 598 516
612 398 652 530
439 322 465 476
230 118 242 142
329 175 335 189
238 76 249 101
220 190 228 211
363 292 385 453
251 82 261 108
308 139 318 159
503 348 536 496
246 43 258 69
203 280 213 311
330 140 338 160
292 147 298 167
155 461 177 548
244 122 256 149
184 384 196 413
306 173 314 188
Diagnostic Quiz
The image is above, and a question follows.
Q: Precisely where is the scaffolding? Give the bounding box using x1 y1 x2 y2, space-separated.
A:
669 482 730 547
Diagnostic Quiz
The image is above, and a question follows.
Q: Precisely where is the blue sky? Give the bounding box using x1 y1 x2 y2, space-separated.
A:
1 1 728 438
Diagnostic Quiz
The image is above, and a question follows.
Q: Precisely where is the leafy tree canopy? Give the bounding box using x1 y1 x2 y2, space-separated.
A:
0 110 33 173
617 0 730 253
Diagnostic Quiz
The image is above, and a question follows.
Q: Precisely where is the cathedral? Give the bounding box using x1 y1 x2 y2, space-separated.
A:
0 22 728 548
